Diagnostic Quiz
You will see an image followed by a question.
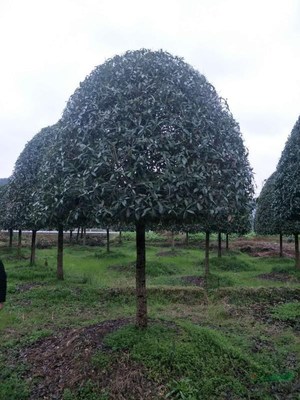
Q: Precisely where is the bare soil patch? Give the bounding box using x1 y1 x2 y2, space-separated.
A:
18 318 165 400
231 238 295 258
181 275 205 287
257 272 298 282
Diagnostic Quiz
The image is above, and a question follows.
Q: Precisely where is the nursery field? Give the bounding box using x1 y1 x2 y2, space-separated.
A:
0 232 299 399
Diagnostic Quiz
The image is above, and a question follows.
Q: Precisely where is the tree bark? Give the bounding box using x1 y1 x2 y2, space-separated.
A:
8 228 13 248
106 228 110 253
119 230 122 244
218 232 222 258
204 231 210 276
226 233 229 251
30 230 37 266
17 229 22 257
80 227 84 239
171 231 175 251
185 231 189 246
295 233 300 270
69 229 73 243
279 233 283 258
83 228 86 246
57 226 64 280
136 222 147 328
76 227 80 242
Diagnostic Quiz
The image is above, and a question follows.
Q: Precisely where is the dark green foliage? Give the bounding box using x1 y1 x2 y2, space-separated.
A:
254 173 280 235
274 116 300 225
5 126 55 231
61 49 253 228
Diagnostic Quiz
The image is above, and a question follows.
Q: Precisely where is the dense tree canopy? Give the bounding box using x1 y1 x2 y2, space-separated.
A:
6 126 55 231
254 173 280 235
60 49 253 227
274 116 300 222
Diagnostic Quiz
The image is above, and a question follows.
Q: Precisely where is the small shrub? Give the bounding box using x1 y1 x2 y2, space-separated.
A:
146 261 179 277
146 230 164 241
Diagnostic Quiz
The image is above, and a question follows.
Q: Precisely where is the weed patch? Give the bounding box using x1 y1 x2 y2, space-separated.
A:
210 255 255 272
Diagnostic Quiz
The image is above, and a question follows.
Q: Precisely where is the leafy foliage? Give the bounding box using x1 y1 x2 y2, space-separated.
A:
274 116 300 228
254 172 281 235
60 49 253 228
4 126 55 230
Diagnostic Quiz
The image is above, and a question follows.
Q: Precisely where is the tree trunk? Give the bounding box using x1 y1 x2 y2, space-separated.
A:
226 233 229 251
136 222 147 328
69 229 73 243
295 233 300 270
83 228 86 246
185 231 189 246
106 228 110 253
204 231 210 276
57 226 64 280
76 227 80 242
171 231 175 251
218 232 222 258
17 229 22 257
279 233 283 258
30 230 37 266
119 230 122 244
8 228 13 248
80 227 84 239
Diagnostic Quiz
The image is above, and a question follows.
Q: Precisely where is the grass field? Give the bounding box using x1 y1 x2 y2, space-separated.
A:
0 232 299 399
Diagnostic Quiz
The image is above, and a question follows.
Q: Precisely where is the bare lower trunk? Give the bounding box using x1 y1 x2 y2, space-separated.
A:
295 233 300 270
204 231 210 276
171 231 175 251
17 229 22 257
57 226 64 280
30 230 37 266
119 231 122 244
106 228 110 253
83 228 86 246
218 232 222 258
8 228 13 248
226 233 229 251
185 231 189 246
69 229 73 243
279 233 283 258
76 227 80 242
136 222 147 328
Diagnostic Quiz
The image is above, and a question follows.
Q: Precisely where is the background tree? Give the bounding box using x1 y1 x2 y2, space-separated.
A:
274 116 300 268
6 126 56 264
254 172 284 256
60 49 253 327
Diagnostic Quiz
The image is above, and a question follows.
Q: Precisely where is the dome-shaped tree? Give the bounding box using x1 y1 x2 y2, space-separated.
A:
274 116 300 268
59 49 253 327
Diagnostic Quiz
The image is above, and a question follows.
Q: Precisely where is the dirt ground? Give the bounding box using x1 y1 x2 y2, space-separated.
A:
18 319 166 400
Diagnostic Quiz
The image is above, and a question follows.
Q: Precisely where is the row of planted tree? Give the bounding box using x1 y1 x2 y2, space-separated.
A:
254 116 300 269
0 49 263 327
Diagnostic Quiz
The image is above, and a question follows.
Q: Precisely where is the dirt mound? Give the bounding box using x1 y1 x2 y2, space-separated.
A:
181 275 205 287
257 272 298 282
232 239 295 258
19 318 165 399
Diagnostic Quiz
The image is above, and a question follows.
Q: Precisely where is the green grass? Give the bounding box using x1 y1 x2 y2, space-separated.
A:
0 235 299 399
